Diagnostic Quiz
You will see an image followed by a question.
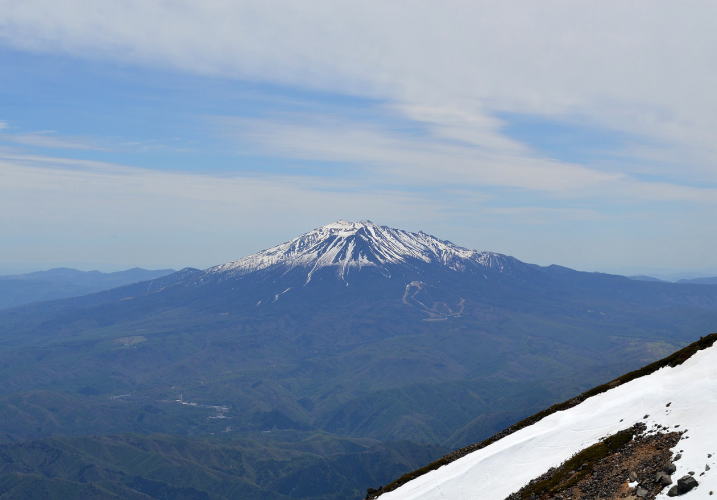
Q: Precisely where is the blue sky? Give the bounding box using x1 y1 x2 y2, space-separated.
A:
1 1 716 277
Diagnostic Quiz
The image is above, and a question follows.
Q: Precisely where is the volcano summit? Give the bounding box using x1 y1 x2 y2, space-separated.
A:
206 220 512 282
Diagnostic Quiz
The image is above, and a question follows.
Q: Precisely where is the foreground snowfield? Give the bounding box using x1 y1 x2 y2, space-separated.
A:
380 344 717 499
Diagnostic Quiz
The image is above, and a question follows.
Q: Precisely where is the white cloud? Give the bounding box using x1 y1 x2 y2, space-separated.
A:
485 207 605 223
2 150 716 271
0 152 451 268
220 113 620 191
0 131 101 150
0 121 103 150
218 113 717 203
1 0 716 182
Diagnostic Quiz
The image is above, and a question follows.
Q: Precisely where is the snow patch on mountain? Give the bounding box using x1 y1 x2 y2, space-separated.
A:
378 343 717 500
206 220 507 281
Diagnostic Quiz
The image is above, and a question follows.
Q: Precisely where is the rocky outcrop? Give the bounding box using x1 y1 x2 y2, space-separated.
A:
507 423 682 499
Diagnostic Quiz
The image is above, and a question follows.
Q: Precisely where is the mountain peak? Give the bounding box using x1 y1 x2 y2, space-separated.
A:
206 221 509 281
322 219 376 230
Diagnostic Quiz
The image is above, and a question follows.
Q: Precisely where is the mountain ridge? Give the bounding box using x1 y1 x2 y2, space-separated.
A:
370 333 717 499
678 276 717 285
0 267 175 310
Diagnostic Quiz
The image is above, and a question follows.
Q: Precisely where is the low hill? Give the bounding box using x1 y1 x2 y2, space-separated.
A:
678 276 717 285
0 432 443 500
0 267 175 309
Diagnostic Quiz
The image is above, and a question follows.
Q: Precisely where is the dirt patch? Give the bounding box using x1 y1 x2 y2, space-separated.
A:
508 423 682 499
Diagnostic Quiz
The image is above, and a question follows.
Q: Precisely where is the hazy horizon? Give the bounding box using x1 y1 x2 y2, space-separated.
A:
2 217 716 282
2 2 717 278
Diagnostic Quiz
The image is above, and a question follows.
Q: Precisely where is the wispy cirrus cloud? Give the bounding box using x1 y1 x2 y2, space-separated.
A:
217 112 717 204
219 113 620 191
2 144 716 273
1 0 716 178
0 120 103 150
0 150 452 269
1 131 102 150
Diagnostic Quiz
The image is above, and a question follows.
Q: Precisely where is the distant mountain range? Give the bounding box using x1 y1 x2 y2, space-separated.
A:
0 267 175 309
629 274 717 284
1 220 717 499
677 276 717 285
628 275 666 282
372 333 717 499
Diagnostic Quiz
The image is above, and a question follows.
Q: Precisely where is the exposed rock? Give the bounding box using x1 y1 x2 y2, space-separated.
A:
679 475 699 491
665 462 677 474
655 472 673 486
667 475 699 496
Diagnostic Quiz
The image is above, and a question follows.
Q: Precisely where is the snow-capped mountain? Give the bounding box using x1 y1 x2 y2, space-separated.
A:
80 219 717 324
205 220 511 282
371 334 717 500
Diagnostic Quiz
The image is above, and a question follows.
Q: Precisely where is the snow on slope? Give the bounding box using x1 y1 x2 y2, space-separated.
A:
206 220 507 281
379 342 717 499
